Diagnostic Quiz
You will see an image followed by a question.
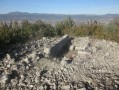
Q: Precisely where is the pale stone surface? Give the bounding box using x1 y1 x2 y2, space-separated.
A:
69 45 75 50
61 60 67 66
61 85 70 90
78 88 86 90
43 47 50 54
78 51 91 55
74 37 90 51
0 74 7 84
22 57 29 63
6 54 11 60
27 51 36 60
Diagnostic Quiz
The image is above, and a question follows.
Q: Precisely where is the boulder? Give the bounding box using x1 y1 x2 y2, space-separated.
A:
50 35 72 57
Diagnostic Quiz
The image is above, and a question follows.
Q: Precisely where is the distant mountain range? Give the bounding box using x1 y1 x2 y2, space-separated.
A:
0 12 119 24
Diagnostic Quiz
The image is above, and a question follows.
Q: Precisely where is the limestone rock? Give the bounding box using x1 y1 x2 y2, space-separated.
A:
24 76 31 85
50 35 72 57
6 54 11 60
35 76 39 83
44 47 50 55
78 51 91 55
69 45 75 50
78 87 86 90
61 85 70 90
61 60 67 66
22 57 29 63
27 51 36 60
74 37 90 51
0 74 7 84
38 86 44 90
42 37 47 41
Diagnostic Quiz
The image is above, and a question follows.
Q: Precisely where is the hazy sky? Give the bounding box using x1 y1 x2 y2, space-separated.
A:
0 0 119 14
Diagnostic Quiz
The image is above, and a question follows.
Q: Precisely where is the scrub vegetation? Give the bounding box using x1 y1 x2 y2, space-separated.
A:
0 17 119 48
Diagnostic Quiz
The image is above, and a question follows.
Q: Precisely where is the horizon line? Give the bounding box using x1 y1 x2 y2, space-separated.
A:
0 11 119 15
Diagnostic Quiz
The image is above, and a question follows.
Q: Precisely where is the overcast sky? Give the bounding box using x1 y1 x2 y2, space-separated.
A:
0 0 119 14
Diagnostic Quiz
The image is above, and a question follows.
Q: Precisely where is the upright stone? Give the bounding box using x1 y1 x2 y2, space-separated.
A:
50 35 72 57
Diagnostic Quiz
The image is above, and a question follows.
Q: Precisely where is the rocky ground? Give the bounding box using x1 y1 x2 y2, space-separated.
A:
0 35 119 90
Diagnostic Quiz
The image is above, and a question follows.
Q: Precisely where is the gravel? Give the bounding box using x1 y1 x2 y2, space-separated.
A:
0 36 119 90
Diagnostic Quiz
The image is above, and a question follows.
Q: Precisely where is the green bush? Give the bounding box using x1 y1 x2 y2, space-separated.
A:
0 17 119 49
0 20 56 48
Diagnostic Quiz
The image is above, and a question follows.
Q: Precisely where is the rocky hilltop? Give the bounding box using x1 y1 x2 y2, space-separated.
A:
0 35 119 90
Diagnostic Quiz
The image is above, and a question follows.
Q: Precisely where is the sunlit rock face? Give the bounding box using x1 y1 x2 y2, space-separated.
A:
50 35 72 58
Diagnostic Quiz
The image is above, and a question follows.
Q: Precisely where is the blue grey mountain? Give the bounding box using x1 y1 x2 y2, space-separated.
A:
0 12 119 24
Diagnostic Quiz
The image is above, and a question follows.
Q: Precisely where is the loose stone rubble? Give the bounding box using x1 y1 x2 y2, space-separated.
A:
0 35 119 90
